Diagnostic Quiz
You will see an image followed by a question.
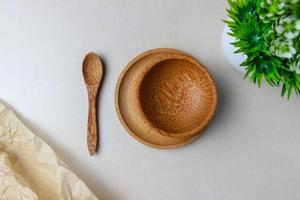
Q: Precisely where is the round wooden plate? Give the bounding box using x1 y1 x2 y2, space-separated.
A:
115 48 216 149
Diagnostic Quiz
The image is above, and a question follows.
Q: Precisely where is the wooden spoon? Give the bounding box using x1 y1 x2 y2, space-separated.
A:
83 52 103 156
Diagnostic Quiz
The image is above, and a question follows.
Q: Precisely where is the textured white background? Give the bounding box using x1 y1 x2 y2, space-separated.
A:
1 1 300 200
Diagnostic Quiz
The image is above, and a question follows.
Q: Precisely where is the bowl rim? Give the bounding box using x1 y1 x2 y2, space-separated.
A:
134 52 218 138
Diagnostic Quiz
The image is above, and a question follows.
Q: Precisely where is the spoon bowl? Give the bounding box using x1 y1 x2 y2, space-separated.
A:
83 53 103 87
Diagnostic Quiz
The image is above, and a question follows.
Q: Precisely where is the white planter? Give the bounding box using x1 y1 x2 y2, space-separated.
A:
222 24 247 74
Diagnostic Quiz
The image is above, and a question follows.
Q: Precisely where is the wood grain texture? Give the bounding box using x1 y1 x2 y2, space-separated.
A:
83 52 103 156
115 48 217 149
136 53 217 138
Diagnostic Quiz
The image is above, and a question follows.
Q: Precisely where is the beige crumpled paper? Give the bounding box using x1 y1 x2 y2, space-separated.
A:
0 101 99 200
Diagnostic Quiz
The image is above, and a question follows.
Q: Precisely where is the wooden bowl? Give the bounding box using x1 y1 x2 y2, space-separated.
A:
115 48 217 148
135 53 217 138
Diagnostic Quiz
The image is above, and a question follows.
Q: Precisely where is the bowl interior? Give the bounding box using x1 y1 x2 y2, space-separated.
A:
138 58 216 135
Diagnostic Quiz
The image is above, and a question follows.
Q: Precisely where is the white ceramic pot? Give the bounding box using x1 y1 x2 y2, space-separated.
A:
222 24 247 74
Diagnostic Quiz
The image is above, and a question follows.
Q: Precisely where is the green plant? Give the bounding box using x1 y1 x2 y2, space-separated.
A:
224 0 300 98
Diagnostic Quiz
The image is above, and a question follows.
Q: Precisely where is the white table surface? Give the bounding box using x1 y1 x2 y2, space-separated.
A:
1 1 300 200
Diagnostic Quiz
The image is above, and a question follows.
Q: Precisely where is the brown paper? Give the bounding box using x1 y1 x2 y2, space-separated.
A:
0 102 99 200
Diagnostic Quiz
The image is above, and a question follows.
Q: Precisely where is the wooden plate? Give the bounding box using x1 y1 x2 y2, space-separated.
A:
115 48 216 149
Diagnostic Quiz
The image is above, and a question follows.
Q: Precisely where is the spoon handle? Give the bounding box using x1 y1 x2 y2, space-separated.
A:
87 96 98 156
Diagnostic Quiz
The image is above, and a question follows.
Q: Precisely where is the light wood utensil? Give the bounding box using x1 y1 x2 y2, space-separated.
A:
83 52 103 156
